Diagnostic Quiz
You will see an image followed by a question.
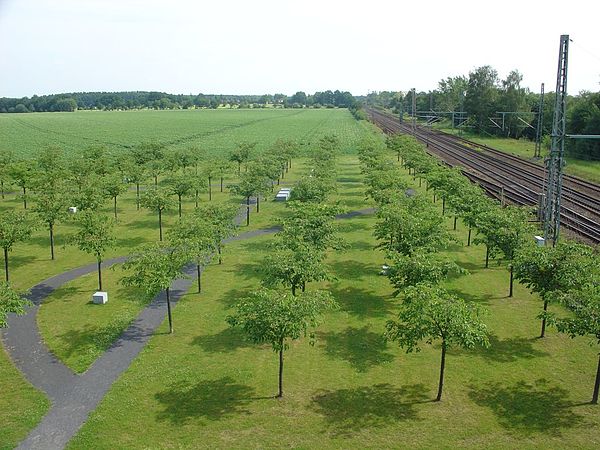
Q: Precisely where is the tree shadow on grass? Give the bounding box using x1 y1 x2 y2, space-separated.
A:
318 325 394 372
155 377 255 425
9 254 36 267
311 383 429 435
55 315 134 370
330 259 377 281
468 379 585 435
115 235 147 249
330 286 394 319
191 326 257 353
446 288 496 306
348 240 376 252
455 334 549 363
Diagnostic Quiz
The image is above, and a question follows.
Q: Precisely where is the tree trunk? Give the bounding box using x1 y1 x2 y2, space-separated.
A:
301 282 306 293
195 189 199 208
540 300 548 338
1 180 4 199
509 264 514 297
467 227 472 246
592 353 600 404
246 197 250 226
178 194 182 218
442 198 446 215
291 284 296 296
197 264 202 293
136 183 140 210
256 196 260 213
166 287 173 334
220 176 224 192
436 340 447 401
49 223 55 260
485 245 489 268
419 177 422 187
97 259 102 291
208 176 212 201
3 247 8 282
218 245 222 265
158 208 163 241
114 196 118 219
453 216 457 231
22 186 27 209
433 193 436 203
277 345 284 398
238 162 241 175
154 175 158 186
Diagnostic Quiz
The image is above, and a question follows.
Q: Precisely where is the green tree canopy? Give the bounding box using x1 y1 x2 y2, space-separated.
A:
385 284 489 401
227 288 338 397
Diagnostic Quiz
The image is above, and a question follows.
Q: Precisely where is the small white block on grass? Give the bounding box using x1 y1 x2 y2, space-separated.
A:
68 206 78 214
534 236 545 247
92 291 108 305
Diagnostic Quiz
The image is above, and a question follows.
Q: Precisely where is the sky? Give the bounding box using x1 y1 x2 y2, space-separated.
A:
0 0 599 98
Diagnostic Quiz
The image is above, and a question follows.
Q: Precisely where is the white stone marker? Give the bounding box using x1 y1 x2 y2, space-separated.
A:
92 291 108 305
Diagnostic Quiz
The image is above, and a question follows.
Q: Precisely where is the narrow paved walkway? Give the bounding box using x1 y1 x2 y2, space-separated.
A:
1 206 375 449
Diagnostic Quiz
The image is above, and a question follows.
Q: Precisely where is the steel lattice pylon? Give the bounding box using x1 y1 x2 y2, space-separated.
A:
543 35 569 245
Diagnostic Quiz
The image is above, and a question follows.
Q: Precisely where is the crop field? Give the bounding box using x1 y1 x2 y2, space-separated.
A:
0 108 367 158
1 109 599 449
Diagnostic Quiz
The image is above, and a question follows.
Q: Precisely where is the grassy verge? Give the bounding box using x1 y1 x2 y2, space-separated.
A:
436 125 600 183
67 155 600 449
0 346 49 450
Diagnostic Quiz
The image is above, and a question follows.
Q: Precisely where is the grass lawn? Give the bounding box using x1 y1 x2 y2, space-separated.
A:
0 108 371 448
66 153 600 449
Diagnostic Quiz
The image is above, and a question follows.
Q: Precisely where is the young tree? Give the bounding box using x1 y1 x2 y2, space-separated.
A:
102 174 128 219
163 173 195 217
32 186 69 261
230 171 268 226
513 241 592 338
226 288 337 398
168 214 215 293
229 142 255 175
196 203 238 264
385 284 489 401
214 158 233 193
71 212 116 291
262 244 332 296
546 282 600 404
120 159 146 210
0 150 15 199
121 243 187 333
0 211 34 282
9 159 36 209
140 186 174 241
0 282 31 328
386 252 466 295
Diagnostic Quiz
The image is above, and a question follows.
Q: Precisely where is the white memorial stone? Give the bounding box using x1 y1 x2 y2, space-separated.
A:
92 291 108 304
534 236 545 247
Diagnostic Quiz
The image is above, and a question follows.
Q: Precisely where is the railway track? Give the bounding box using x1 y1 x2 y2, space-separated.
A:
367 108 600 244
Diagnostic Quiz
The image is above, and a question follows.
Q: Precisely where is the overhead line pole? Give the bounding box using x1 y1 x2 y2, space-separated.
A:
412 88 417 134
535 83 545 158
543 35 569 246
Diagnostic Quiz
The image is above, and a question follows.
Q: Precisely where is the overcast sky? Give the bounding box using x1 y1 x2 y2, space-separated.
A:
1 0 599 98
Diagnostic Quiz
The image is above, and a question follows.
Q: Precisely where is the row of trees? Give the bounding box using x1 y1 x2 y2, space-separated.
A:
228 135 344 398
380 133 600 404
0 90 357 113
364 67 600 160
359 135 491 401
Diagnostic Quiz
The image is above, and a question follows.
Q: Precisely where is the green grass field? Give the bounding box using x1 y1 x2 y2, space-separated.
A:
1 109 599 449
67 154 599 449
0 108 366 158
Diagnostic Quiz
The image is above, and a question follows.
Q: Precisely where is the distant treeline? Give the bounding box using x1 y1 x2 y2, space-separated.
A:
364 65 600 160
0 90 357 113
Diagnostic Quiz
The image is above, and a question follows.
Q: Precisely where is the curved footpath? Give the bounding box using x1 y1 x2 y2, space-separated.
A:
1 207 374 450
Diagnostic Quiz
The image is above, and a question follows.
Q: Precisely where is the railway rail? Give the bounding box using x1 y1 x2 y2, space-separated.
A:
367 107 600 244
